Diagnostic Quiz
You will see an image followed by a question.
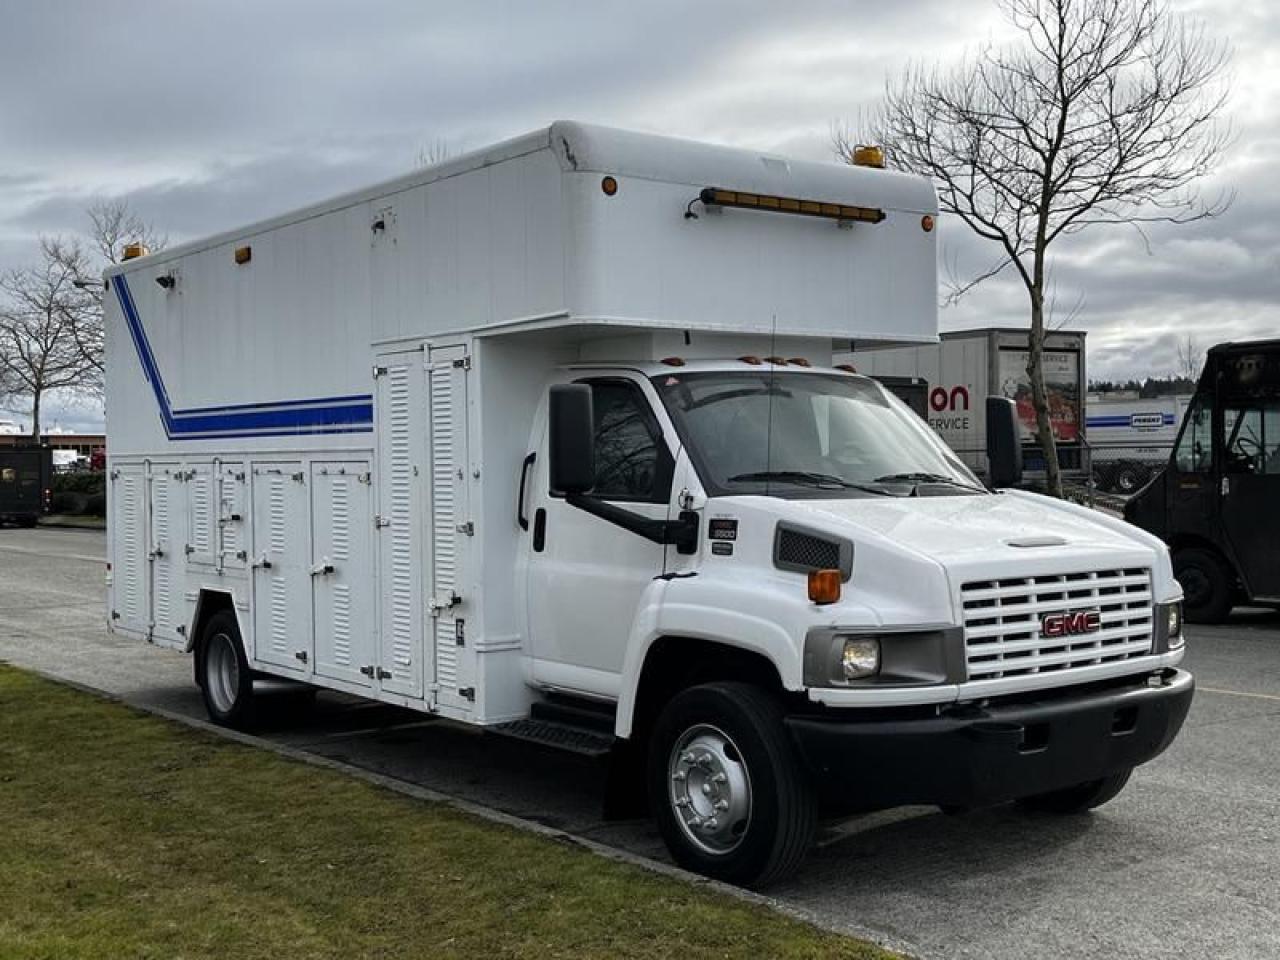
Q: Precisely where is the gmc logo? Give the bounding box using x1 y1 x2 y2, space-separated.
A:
1041 610 1102 638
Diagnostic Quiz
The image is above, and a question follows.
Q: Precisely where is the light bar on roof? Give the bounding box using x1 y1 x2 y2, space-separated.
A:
698 187 885 224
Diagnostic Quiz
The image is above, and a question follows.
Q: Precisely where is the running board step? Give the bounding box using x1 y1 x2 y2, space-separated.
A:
488 718 615 758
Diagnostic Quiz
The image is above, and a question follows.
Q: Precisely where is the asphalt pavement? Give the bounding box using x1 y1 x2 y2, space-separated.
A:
1 526 1277 959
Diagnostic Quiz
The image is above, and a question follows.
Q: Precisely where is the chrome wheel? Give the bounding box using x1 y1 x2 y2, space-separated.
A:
205 631 241 714
668 723 752 855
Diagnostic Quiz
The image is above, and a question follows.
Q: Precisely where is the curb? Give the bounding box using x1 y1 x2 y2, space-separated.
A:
3 659 917 959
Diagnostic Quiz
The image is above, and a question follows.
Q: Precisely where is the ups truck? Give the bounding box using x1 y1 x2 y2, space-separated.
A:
1125 340 1280 622
105 122 1192 885
0 444 52 527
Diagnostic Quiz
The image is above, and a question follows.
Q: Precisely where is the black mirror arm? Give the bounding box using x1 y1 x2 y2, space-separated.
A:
566 493 698 551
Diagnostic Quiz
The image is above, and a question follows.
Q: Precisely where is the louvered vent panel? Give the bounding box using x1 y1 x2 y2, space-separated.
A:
776 528 841 571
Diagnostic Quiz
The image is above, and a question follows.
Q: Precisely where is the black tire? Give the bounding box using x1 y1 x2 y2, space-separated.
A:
648 682 816 888
1174 547 1233 624
197 610 255 728
1017 769 1132 814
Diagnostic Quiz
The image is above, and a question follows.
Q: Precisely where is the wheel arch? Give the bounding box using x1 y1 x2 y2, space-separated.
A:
189 589 239 686
619 635 794 742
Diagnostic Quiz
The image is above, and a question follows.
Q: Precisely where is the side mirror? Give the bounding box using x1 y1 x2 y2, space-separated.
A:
986 396 1023 488
549 384 595 495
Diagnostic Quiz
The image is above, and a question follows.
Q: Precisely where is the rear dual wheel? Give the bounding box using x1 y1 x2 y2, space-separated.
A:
198 610 256 728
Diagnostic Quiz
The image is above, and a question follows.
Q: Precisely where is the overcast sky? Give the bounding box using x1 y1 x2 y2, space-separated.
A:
2 0 1275 432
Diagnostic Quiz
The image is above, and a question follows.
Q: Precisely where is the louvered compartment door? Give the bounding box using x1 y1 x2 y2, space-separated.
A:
147 465 187 647
311 461 376 687
250 464 311 673
375 351 428 699
111 463 149 633
427 345 472 711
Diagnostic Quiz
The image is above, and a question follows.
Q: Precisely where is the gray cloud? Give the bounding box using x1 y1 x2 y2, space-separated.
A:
1 0 1275 418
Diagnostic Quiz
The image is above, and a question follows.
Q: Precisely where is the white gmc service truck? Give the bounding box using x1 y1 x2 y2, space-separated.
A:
105 122 1192 886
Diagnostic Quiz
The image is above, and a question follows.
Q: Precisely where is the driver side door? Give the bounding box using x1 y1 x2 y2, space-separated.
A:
523 375 676 698
1220 400 1280 599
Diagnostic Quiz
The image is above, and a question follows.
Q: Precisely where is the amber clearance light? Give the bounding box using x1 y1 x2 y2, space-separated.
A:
808 569 842 605
698 187 885 225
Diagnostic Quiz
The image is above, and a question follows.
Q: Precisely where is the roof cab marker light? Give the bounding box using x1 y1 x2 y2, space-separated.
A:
765 356 789 365
660 356 686 367
788 357 812 367
693 187 886 225
739 355 763 365
835 363 858 374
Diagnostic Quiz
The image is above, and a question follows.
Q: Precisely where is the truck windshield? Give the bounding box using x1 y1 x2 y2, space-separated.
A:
653 370 985 498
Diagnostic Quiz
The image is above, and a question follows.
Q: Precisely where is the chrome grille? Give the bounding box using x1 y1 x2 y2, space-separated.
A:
961 568 1153 680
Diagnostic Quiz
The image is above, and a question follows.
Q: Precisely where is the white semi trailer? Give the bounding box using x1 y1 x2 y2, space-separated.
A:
1086 393 1193 493
848 327 1089 480
105 122 1192 886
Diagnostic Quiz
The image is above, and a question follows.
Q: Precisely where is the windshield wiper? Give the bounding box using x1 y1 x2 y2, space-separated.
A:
873 472 988 494
727 471 894 496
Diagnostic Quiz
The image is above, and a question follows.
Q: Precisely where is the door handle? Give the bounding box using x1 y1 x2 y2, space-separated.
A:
310 562 335 577
517 452 536 530
533 508 547 553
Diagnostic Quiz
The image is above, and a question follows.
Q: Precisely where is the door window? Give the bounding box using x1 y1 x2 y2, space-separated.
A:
583 380 672 503
1222 401 1280 475
1173 394 1213 473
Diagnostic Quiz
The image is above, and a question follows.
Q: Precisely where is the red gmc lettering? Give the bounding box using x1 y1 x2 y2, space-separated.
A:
1041 610 1102 638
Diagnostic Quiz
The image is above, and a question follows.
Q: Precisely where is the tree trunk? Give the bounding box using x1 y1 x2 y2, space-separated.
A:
29 390 41 440
1026 289 1063 498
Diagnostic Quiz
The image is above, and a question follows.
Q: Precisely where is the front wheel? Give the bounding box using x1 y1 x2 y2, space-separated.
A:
648 682 816 888
198 610 255 728
1017 769 1132 814
1174 547 1233 624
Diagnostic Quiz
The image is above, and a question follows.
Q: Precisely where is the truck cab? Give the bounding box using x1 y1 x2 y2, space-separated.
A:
1125 340 1280 622
523 357 1191 885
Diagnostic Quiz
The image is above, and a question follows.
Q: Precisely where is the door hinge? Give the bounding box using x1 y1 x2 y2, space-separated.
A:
377 667 392 680
455 619 465 646
373 365 388 378
455 521 474 536
291 471 305 483
359 664 376 677
452 355 471 370
458 687 475 702
295 650 309 664
374 514 391 528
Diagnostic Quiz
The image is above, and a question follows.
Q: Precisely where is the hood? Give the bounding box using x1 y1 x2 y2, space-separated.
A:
777 490 1154 575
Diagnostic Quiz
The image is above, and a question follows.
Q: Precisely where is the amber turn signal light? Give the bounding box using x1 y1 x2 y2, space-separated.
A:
808 569 842 605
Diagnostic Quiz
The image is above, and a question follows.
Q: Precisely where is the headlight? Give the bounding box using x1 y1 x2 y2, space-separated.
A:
1166 601 1184 649
1154 600 1184 652
841 637 880 680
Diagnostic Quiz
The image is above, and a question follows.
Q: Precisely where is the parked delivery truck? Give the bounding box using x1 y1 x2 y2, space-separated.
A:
1125 340 1280 623
105 123 1192 886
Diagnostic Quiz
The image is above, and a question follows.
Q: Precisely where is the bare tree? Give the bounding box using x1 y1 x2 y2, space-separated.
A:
838 0 1230 496
0 238 100 436
57 199 168 383
1175 335 1202 382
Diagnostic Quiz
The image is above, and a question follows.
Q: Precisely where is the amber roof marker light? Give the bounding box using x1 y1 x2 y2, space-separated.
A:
690 186 885 225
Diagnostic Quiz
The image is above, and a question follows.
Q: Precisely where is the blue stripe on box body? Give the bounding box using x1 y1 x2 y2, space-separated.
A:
112 275 373 440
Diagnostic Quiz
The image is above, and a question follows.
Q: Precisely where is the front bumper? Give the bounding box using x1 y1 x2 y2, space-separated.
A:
786 668 1193 811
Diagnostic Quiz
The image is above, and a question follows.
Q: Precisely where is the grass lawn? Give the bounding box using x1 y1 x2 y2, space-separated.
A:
0 665 899 960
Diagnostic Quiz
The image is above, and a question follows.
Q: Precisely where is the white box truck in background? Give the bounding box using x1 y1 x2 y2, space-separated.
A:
105 123 1191 886
848 328 1088 480
1086 393 1192 493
